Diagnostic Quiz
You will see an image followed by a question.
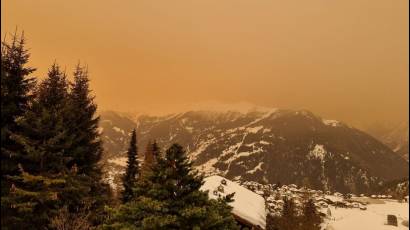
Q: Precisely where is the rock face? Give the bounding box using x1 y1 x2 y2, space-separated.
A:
100 109 409 194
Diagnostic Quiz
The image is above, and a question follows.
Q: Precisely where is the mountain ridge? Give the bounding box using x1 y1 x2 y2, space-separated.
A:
100 108 408 194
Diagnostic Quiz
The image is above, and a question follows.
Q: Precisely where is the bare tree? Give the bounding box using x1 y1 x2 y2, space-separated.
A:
50 206 93 230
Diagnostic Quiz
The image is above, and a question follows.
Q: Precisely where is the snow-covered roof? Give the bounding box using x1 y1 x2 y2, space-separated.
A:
201 175 267 229
325 195 344 203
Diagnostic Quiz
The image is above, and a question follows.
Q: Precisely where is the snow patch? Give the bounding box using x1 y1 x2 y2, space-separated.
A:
97 127 104 134
246 126 264 134
262 128 271 133
113 126 125 134
323 119 341 127
246 109 278 127
184 126 194 132
247 162 263 174
107 157 128 167
260 140 270 145
308 144 327 161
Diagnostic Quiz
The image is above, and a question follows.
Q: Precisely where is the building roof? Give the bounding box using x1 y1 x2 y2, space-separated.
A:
201 175 267 229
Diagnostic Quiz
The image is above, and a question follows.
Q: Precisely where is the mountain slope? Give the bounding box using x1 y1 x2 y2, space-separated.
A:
100 109 408 194
364 121 409 162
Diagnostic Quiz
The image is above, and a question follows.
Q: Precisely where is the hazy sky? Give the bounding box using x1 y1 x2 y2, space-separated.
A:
2 0 408 126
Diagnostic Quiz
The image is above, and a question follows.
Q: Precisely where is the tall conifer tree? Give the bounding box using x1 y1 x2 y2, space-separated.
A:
65 64 110 224
1 31 36 229
1 32 36 190
3 63 73 229
67 64 102 173
280 197 299 230
301 199 322 230
122 129 138 203
141 140 160 179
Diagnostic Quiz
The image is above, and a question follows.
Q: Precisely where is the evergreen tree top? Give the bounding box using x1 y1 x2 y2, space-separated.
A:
38 63 68 110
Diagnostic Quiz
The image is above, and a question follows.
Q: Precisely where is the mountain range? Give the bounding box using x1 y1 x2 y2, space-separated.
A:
99 108 408 194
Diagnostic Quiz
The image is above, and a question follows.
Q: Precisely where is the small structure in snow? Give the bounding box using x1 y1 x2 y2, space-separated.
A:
217 185 224 193
387 214 398 226
201 175 266 229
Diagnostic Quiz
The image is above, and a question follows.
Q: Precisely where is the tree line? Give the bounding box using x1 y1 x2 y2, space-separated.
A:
267 197 323 230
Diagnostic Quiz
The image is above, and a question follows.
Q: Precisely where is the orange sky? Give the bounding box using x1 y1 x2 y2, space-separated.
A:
2 0 408 126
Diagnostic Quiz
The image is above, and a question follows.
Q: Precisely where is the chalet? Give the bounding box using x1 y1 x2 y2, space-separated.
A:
289 184 297 189
201 175 266 230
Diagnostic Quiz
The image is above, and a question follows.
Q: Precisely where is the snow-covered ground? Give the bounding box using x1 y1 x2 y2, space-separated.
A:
323 200 409 230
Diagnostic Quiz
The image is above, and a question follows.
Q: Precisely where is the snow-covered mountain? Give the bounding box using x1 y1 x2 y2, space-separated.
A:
364 121 409 162
99 109 408 194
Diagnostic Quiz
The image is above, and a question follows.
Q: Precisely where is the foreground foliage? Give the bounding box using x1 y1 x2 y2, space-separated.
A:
104 143 239 230
1 33 109 229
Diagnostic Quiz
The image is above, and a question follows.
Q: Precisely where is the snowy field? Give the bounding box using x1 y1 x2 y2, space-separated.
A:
323 200 409 230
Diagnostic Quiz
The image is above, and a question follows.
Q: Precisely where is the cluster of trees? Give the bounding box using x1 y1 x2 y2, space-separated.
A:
267 197 323 230
0 32 238 230
1 32 324 230
1 32 109 229
103 129 239 229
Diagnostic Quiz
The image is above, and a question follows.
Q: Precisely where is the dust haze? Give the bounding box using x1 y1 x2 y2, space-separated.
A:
2 0 408 128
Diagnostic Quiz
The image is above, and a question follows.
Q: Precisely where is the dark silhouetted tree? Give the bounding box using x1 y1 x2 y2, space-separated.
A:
122 129 138 203
1 31 36 228
66 64 110 224
3 63 73 229
301 199 322 230
140 140 160 179
104 143 238 229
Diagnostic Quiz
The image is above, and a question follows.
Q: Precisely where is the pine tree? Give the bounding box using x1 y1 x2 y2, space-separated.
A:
1 32 37 228
66 64 110 224
280 197 299 230
1 32 36 189
104 143 238 230
67 64 102 173
4 164 68 229
140 140 160 179
122 129 138 203
2 63 73 229
301 199 322 230
14 63 71 173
